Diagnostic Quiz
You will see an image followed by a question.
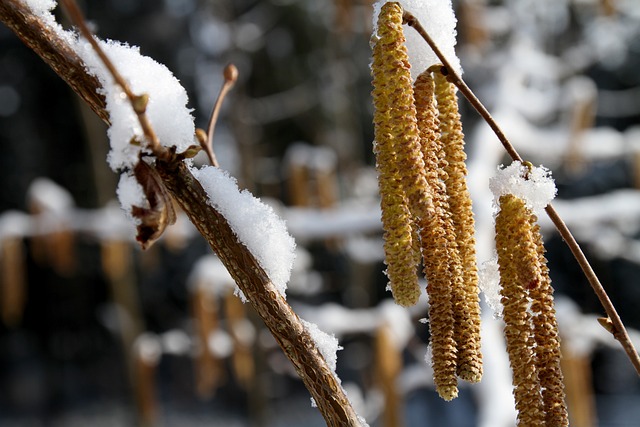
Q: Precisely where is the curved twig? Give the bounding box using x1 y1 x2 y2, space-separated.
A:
201 64 238 167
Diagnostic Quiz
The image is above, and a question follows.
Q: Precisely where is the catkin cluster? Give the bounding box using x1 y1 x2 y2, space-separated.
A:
371 2 482 400
495 194 568 426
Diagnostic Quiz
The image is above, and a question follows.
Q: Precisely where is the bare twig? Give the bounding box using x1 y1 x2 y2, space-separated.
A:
0 3 363 424
60 0 166 160
403 10 640 375
199 64 238 167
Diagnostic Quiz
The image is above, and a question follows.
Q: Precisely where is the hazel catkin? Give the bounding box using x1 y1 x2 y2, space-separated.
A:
413 70 459 400
371 1 421 306
433 69 483 383
495 194 545 426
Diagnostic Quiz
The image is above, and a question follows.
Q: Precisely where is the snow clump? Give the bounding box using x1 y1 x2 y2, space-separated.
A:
191 165 296 299
489 161 557 215
75 39 196 171
372 0 462 80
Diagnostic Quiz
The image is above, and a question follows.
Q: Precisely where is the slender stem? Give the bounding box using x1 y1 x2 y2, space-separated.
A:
202 64 238 167
404 12 522 163
60 0 166 159
544 205 640 374
404 10 640 375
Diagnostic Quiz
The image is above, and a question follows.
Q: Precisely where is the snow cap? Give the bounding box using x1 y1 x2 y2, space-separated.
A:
489 161 557 215
372 0 462 80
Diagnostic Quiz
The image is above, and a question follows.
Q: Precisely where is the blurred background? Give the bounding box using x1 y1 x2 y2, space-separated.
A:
1 0 640 426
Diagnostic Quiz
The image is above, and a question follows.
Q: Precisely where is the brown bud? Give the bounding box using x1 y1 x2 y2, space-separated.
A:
224 63 239 86
132 93 149 114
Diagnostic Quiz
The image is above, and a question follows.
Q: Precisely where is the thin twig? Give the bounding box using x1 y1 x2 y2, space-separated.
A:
200 64 238 167
544 205 640 375
60 0 166 160
404 12 522 163
403 10 640 375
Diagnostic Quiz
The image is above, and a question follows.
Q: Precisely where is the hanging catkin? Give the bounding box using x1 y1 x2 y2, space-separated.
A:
371 2 422 306
528 217 569 426
495 194 545 426
413 70 459 400
433 69 483 383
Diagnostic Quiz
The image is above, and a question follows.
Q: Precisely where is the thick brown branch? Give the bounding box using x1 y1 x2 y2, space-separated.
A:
156 161 361 426
0 4 362 425
0 0 109 124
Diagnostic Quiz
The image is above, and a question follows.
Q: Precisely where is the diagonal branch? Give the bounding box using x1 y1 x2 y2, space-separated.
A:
0 2 362 425
0 0 109 124
403 9 640 376
155 160 361 427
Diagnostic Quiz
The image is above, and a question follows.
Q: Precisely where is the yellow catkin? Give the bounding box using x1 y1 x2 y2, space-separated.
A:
495 194 544 426
373 3 433 269
433 70 483 383
371 2 421 306
413 70 459 400
529 217 569 426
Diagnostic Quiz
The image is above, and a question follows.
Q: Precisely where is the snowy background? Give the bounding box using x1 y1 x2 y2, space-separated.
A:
1 0 640 426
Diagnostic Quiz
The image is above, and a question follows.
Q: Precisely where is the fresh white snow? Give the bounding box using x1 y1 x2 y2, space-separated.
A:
115 172 146 224
191 165 296 299
478 256 503 318
21 0 196 219
372 0 462 80
75 38 196 171
488 161 557 215
301 319 342 374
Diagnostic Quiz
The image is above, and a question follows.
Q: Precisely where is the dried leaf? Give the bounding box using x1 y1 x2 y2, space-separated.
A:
131 160 177 249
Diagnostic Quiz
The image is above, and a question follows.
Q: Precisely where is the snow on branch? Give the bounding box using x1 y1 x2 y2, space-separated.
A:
191 166 296 300
22 0 196 171
372 0 461 79
489 161 557 215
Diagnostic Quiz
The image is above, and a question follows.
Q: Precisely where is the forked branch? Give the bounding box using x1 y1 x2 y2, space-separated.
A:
403 9 640 375
60 0 166 160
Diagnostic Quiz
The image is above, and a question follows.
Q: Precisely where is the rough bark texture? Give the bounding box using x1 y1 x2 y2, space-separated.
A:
0 3 361 425
0 0 109 124
156 160 360 426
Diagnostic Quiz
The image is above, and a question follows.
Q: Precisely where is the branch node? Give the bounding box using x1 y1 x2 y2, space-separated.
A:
133 93 149 114
597 316 616 335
